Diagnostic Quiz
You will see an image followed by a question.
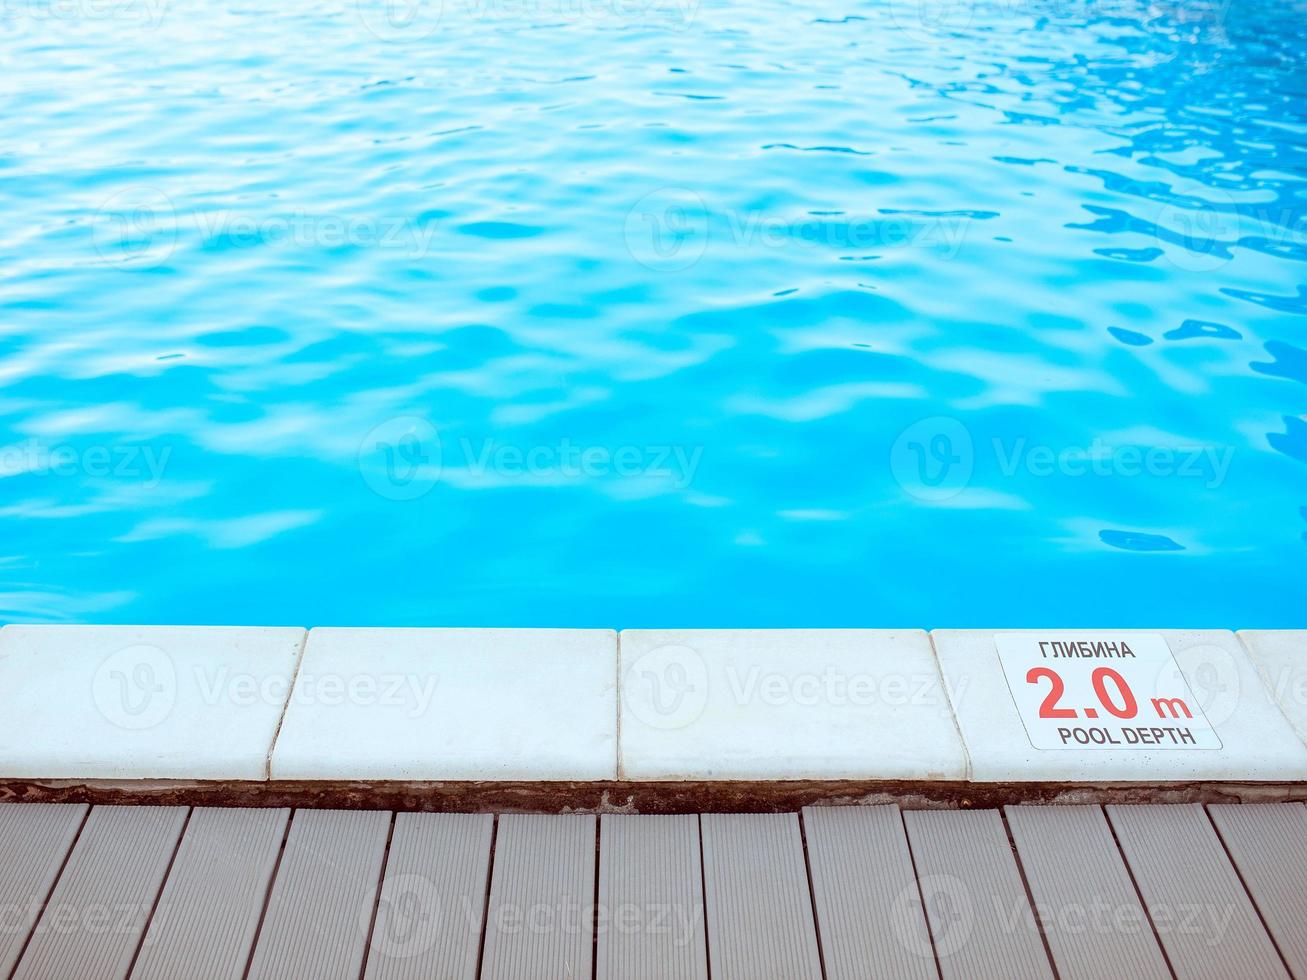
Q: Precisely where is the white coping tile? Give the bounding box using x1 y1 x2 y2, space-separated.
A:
1238 631 1307 749
932 629 1307 783
269 628 617 781
0 624 305 781
618 629 967 781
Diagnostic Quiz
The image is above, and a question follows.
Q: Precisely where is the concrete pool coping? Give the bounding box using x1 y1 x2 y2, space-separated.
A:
0 626 1304 809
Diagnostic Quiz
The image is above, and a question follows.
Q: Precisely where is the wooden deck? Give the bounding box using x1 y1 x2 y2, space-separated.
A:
0 802 1304 979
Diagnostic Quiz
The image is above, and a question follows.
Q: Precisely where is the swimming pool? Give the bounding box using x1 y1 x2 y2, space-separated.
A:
1 0 1303 628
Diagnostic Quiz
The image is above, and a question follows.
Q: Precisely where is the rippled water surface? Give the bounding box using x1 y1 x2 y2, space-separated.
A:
1 0 1304 627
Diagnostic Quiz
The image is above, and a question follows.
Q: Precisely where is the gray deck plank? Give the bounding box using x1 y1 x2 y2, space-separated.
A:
0 803 88 977
130 807 290 980
902 809 1054 980
12 805 188 980
699 813 823 980
245 808 392 980
363 812 494 980
7 799 1300 979
1107 803 1289 980
802 804 938 980
1207 803 1307 978
596 814 707 980
1005 805 1170 980
480 813 596 980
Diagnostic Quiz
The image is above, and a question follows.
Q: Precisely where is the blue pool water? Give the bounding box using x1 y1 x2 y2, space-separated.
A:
1 0 1304 628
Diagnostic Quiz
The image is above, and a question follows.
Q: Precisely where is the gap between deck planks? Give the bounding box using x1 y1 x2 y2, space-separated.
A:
0 801 1303 979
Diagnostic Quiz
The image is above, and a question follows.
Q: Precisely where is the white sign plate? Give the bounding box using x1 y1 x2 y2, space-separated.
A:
995 633 1221 751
